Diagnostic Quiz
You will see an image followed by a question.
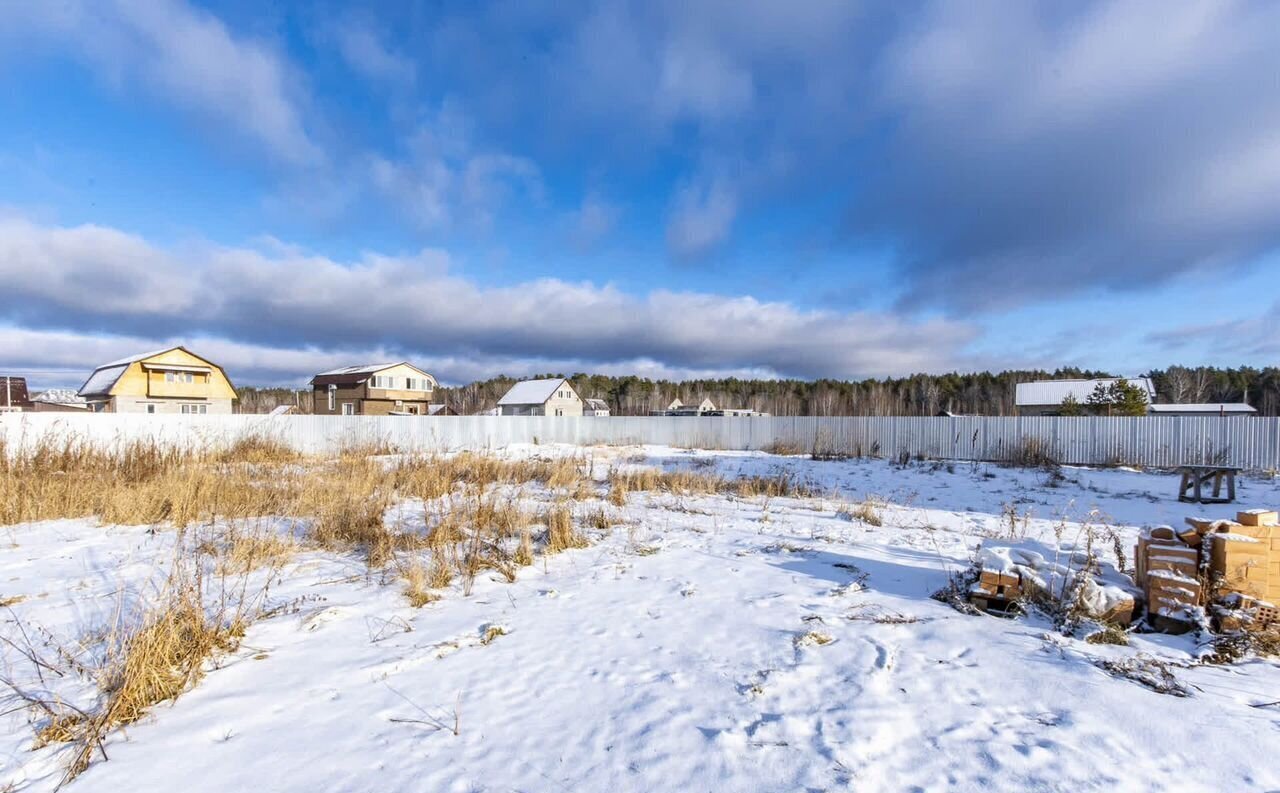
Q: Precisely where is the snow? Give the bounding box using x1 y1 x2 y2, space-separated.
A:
2 447 1279 792
496 378 570 406
31 389 84 405
76 364 129 396
314 363 402 376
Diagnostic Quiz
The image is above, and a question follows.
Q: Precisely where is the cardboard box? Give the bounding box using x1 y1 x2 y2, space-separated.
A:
1213 524 1273 540
1145 544 1199 580
979 570 1019 588
1099 596 1135 627
1237 509 1279 527
1146 570 1202 609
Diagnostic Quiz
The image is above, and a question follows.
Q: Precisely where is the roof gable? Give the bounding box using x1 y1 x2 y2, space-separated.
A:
310 362 436 387
497 378 577 406
79 346 235 398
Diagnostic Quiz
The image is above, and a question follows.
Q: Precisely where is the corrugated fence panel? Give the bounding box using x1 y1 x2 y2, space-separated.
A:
3 414 1280 470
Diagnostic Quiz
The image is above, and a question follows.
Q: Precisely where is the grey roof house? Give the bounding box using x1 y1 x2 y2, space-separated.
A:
1015 378 1155 416
497 378 583 417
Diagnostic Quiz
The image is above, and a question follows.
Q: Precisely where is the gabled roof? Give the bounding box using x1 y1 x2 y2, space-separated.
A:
1015 378 1154 407
315 362 404 377
584 398 609 410
309 362 435 387
497 378 574 406
78 346 232 398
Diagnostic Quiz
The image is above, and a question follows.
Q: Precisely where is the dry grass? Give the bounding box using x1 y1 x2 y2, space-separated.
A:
543 504 588 553
8 560 254 785
400 559 439 607
211 528 296 575
0 443 630 783
837 499 883 526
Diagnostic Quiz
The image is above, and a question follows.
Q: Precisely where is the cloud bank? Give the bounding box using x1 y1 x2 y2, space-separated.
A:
0 217 977 386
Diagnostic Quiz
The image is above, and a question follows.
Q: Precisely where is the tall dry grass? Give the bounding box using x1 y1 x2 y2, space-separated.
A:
6 558 258 787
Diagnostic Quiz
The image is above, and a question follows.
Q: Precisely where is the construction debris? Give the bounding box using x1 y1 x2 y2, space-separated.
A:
1133 509 1279 634
969 538 1135 626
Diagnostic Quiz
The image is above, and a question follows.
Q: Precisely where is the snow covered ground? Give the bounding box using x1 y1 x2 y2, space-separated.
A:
2 446 1279 792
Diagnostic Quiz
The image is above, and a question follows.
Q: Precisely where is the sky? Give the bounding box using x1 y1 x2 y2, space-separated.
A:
1 0 1278 390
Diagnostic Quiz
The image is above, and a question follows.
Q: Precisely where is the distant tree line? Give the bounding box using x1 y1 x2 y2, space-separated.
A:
232 365 1280 417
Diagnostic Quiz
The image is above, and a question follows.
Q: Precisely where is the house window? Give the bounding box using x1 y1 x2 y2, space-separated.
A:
146 404 156 414
180 404 207 415
342 403 355 416
328 385 336 411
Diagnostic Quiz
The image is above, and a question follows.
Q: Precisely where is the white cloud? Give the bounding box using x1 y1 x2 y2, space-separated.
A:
2 0 320 166
666 176 737 260
368 106 541 231
567 194 620 251
332 22 415 86
0 218 980 385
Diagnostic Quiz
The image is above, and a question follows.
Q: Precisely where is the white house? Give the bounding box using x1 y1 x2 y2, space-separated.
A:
651 398 716 416
496 378 583 416
1015 378 1155 416
584 398 610 417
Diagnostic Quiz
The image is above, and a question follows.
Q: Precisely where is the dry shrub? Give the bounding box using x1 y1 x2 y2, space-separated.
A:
16 561 253 784
795 630 835 647
837 499 883 526
543 505 587 553
400 559 438 607
427 555 454 589
514 526 534 567
608 476 629 506
587 506 612 529
760 440 804 456
216 435 300 465
214 528 296 575
735 472 811 499
608 465 810 501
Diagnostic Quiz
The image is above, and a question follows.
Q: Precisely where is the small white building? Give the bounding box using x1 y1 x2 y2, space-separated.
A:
496 378 584 417
1015 378 1155 416
584 398 610 417
651 398 716 416
1148 403 1257 417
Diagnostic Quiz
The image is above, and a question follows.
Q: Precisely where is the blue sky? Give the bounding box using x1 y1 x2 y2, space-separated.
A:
1 0 1278 389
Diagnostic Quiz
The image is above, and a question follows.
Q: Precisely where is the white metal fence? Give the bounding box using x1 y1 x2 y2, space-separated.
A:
3 413 1279 470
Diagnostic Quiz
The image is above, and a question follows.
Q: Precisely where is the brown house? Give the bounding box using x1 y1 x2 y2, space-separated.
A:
310 363 438 416
1 376 33 412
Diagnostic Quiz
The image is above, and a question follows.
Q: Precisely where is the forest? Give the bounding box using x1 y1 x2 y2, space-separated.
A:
234 365 1280 417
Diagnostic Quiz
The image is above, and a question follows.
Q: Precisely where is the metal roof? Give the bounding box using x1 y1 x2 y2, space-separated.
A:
1015 378 1155 406
1148 403 1257 414
78 346 232 398
314 362 404 376
309 362 435 388
497 378 574 406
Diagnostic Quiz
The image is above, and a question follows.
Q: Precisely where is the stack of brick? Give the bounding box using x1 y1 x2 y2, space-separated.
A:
969 568 1021 613
1206 510 1278 605
1141 529 1203 621
1135 509 1279 631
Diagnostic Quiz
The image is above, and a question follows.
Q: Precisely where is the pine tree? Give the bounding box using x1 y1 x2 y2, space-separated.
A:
1058 394 1085 416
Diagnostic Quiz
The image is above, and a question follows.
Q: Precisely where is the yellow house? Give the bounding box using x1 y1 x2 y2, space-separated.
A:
77 347 237 414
